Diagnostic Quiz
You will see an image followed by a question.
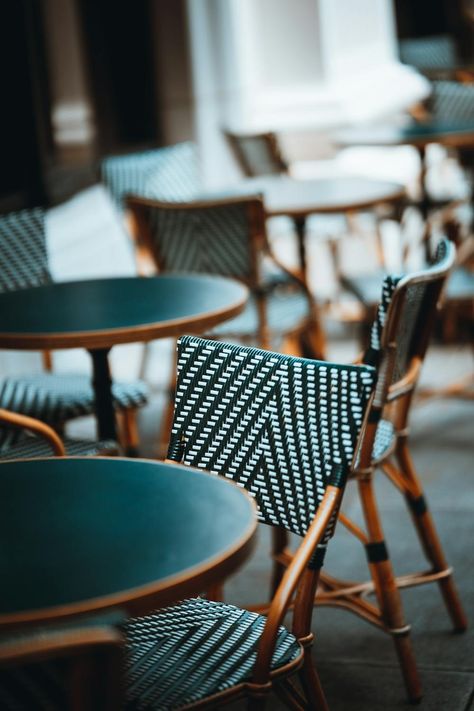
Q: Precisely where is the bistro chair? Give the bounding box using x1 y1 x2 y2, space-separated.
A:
0 407 118 460
273 238 464 702
0 207 148 454
0 613 124 711
120 335 376 709
223 129 289 178
126 194 326 359
101 141 201 210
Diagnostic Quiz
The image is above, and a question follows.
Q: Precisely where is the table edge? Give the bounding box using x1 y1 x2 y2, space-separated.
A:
0 457 258 628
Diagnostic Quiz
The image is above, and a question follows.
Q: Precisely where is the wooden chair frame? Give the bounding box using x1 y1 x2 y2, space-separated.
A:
0 408 65 456
223 129 290 178
127 194 326 455
126 194 325 359
271 243 465 703
0 623 123 711
164 458 353 710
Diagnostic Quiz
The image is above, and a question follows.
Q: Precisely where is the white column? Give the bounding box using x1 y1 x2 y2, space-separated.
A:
186 0 430 184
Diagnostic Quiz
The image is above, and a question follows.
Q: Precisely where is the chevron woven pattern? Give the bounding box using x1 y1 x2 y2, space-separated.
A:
101 142 200 208
0 208 52 292
168 337 375 537
0 375 148 449
0 207 149 444
124 598 301 710
145 200 256 279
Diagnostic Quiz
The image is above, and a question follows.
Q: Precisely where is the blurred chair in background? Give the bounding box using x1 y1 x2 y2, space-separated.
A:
0 407 118 460
0 208 148 454
0 614 124 711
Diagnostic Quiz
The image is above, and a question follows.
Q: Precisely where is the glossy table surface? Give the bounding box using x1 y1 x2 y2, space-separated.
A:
229 175 405 217
334 120 474 149
0 458 257 628
0 274 249 350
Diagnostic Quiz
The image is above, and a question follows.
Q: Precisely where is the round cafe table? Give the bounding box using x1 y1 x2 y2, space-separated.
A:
230 175 405 275
0 274 248 442
0 458 257 629
334 120 474 254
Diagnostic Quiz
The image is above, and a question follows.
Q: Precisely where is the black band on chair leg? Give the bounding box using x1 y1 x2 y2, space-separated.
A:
308 545 327 570
365 541 389 563
407 494 427 516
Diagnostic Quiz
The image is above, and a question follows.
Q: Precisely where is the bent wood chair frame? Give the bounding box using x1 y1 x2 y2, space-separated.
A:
162 336 376 709
126 193 325 358
271 240 464 703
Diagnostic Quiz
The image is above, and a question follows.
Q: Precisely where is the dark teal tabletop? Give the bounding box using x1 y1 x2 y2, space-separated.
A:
334 120 474 149
0 458 257 627
0 274 248 350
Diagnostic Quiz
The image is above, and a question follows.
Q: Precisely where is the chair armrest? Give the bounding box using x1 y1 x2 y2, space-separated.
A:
0 409 65 456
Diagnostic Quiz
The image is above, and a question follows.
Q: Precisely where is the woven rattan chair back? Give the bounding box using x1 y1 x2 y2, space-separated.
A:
126 195 268 287
365 239 455 408
101 142 200 209
426 80 474 122
168 336 375 538
224 130 289 177
0 208 52 293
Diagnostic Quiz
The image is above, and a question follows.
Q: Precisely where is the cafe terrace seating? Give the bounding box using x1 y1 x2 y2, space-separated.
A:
270 238 464 701
122 336 375 709
126 194 325 357
0 208 148 454
0 612 124 711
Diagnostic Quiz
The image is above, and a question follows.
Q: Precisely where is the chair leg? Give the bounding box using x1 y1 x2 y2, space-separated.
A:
271 527 290 597
358 477 422 703
298 647 329 711
395 441 468 631
120 409 140 457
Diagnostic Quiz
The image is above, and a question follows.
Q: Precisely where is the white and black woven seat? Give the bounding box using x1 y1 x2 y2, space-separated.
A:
0 209 149 444
101 142 201 209
124 598 300 710
0 435 118 461
0 373 148 423
119 336 375 708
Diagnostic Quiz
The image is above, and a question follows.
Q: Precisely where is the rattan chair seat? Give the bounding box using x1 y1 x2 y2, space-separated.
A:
124 598 302 710
0 435 118 460
0 374 148 427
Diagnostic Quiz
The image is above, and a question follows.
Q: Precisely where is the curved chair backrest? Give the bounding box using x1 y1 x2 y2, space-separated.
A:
224 130 289 177
168 336 375 538
126 195 267 287
365 238 455 408
0 208 52 293
101 142 201 209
